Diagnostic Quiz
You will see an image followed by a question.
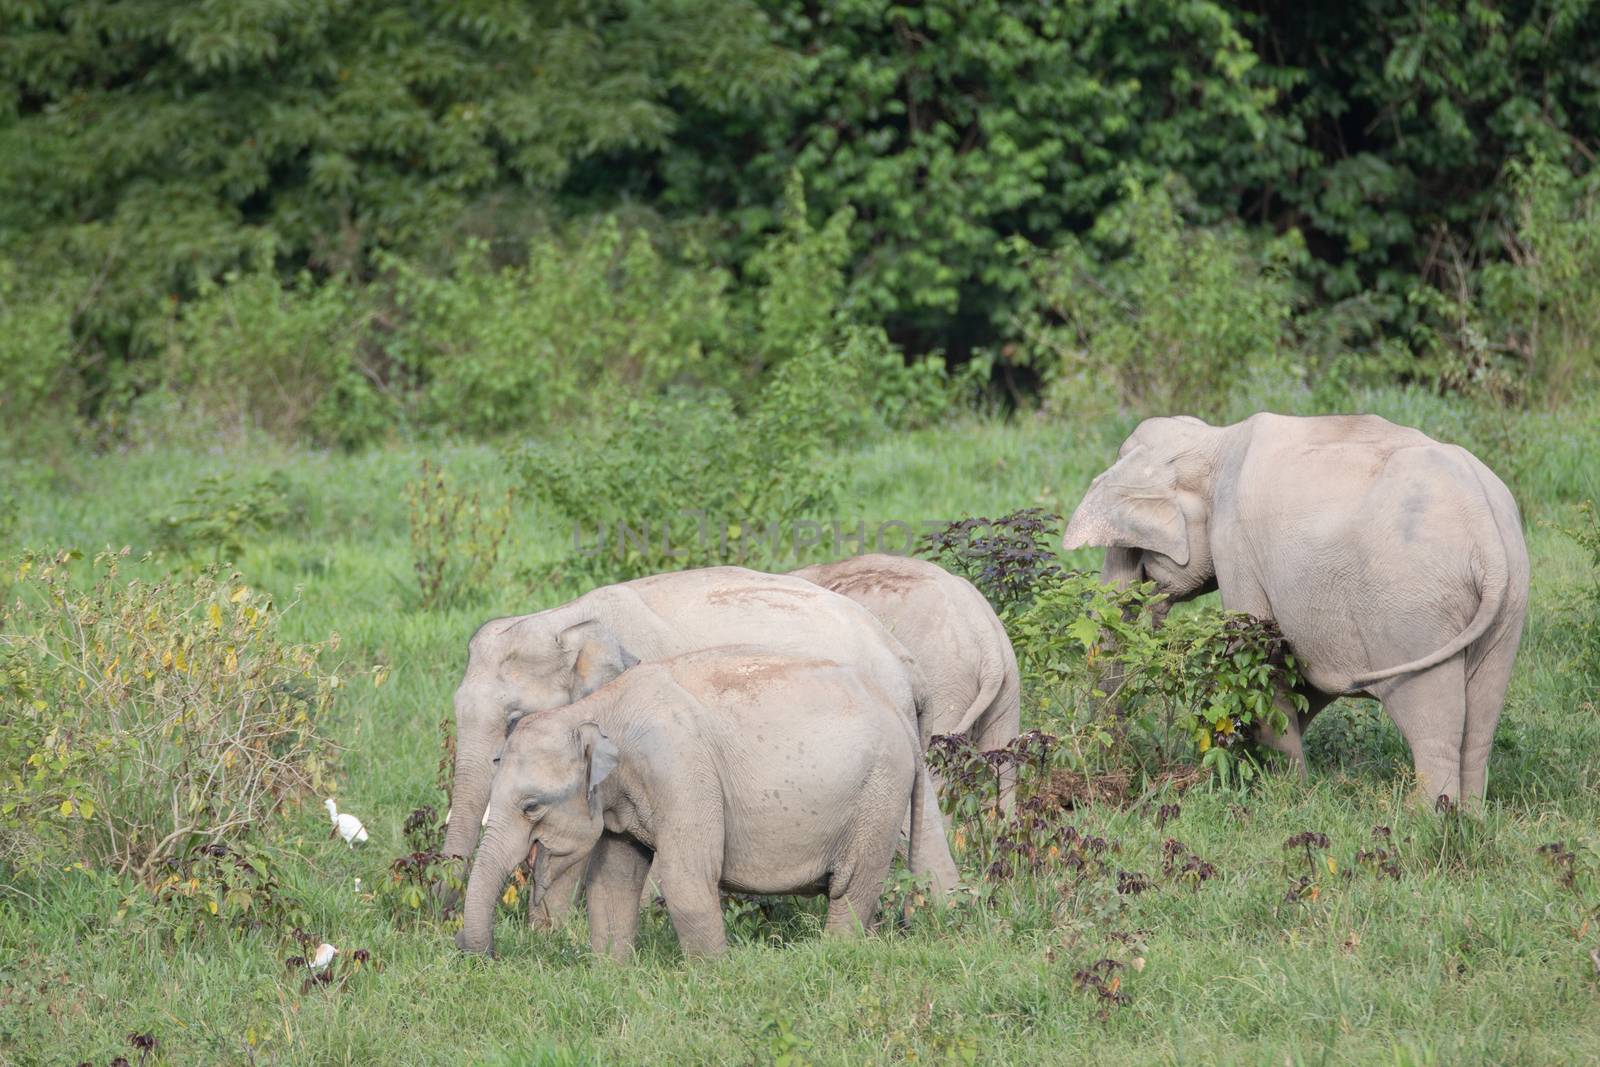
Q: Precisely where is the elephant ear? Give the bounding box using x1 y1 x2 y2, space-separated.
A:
558 620 640 699
1062 447 1190 566
576 721 619 804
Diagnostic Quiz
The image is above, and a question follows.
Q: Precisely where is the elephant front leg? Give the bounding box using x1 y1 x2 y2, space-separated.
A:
1253 688 1333 780
585 832 654 961
528 845 585 929
652 829 728 958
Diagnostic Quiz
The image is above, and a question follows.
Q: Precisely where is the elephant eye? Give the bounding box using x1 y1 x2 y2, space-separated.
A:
504 710 526 736
520 799 544 819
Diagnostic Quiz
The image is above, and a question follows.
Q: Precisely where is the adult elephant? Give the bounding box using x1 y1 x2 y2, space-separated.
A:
443 566 959 918
1063 413 1528 805
791 554 1021 800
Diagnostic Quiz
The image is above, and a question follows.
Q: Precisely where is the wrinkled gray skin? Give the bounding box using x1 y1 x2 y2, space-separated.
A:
445 566 958 925
792 554 1021 805
456 650 925 959
1064 413 1528 805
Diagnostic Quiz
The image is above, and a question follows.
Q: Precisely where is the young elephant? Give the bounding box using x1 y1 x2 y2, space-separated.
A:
1063 413 1529 805
455 650 926 960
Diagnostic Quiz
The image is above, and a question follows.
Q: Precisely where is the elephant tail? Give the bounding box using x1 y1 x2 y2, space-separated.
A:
1348 496 1510 688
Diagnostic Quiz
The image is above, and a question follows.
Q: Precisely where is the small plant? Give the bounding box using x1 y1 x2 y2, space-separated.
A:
1159 838 1218 890
405 459 511 610
148 472 293 563
149 840 306 942
917 509 1066 615
852 987 979 1065
752 1004 816 1067
1355 825 1402 881
1071 957 1132 1018
1282 831 1334 904
1009 571 1302 781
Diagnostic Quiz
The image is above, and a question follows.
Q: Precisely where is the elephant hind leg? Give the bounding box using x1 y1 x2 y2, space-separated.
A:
1375 658 1467 805
972 665 1022 813
1459 628 1522 804
823 855 892 937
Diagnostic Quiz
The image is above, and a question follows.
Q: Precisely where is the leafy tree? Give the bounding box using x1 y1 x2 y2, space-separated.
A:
597 0 1299 351
1241 0 1600 304
0 0 792 377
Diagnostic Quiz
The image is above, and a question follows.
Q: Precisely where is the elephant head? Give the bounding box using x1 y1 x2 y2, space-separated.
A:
1063 415 1224 612
456 718 620 956
442 612 638 865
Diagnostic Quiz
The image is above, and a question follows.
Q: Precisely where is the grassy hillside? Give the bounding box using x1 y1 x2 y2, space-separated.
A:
3 394 1599 1066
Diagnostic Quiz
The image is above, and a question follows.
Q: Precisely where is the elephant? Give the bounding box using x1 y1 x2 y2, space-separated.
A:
455 649 928 959
1063 413 1529 805
444 566 959 924
791 554 1021 804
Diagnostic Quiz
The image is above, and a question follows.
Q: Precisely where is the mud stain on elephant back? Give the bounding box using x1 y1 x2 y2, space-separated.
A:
692 657 842 700
804 564 922 599
703 586 818 613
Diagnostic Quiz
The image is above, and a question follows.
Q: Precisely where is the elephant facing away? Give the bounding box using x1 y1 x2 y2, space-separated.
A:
455 650 926 960
1063 413 1529 805
444 566 959 924
791 554 1021 751
791 554 1021 806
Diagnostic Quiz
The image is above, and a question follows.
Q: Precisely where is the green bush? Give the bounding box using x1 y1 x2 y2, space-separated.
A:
514 335 869 585
1007 572 1302 785
0 550 339 879
1013 179 1303 418
405 459 511 610
1404 153 1600 411
0 260 83 452
1482 154 1600 401
148 472 297 564
1547 500 1600 692
386 218 737 436
163 267 392 448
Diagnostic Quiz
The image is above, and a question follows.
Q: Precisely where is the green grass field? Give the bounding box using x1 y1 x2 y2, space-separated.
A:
4 392 1600 1066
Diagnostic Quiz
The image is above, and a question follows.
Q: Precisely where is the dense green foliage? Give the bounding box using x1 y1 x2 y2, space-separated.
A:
5 0 1600 448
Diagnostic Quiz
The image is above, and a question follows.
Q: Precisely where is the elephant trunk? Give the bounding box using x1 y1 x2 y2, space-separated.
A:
443 730 499 862
1094 547 1147 709
456 817 533 956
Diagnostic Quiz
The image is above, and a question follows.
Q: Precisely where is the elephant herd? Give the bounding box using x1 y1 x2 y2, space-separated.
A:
450 413 1529 959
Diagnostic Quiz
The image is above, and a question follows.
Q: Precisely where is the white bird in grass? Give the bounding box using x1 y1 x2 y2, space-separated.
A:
310 942 338 974
325 798 368 846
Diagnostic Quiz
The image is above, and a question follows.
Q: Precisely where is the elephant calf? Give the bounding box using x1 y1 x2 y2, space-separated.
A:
455 649 929 960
